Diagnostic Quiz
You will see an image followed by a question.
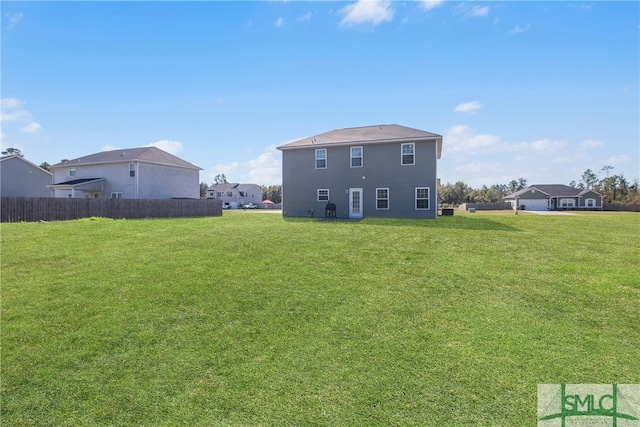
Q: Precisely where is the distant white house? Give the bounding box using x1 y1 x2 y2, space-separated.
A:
504 184 603 211
1 155 53 197
48 147 202 199
206 183 262 208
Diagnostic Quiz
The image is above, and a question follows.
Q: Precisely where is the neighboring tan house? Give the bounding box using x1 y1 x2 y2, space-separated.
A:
504 184 603 211
1 155 53 197
277 124 443 219
48 147 202 199
206 183 262 208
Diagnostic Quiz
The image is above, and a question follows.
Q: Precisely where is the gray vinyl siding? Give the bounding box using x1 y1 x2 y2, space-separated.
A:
1 157 52 197
52 162 199 199
518 189 549 200
282 140 438 219
578 190 603 208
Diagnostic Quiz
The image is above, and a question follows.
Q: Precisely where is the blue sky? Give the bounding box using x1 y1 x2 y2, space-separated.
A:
2 1 638 187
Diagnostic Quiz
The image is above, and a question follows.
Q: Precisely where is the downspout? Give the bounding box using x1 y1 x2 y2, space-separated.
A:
135 161 139 199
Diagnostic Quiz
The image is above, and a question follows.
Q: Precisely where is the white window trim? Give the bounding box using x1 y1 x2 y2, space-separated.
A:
111 192 123 199
415 187 430 210
129 162 136 177
401 143 415 166
376 188 389 210
585 198 596 207
350 146 363 168
315 149 327 169
69 167 76 178
317 189 329 202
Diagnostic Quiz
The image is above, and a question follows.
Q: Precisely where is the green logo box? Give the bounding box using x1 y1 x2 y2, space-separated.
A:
538 384 640 427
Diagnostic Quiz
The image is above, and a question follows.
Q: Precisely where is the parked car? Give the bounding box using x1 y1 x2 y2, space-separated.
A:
222 202 232 209
242 203 257 209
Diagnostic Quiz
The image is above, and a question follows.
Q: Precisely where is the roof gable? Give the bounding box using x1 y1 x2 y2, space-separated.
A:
207 183 261 192
505 184 602 198
1 155 53 175
277 124 443 158
51 147 201 170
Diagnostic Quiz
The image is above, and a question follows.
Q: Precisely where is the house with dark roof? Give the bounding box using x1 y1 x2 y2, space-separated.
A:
1 155 53 197
48 147 202 199
504 184 603 211
277 124 443 219
206 183 262 208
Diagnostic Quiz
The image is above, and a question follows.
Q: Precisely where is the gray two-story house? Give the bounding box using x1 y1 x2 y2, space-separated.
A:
1 155 53 197
277 124 443 219
48 147 202 199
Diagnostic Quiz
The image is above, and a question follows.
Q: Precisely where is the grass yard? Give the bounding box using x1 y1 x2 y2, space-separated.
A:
1 210 639 426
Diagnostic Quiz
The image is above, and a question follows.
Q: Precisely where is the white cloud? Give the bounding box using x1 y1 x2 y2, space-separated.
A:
275 17 285 27
470 5 489 17
420 0 444 11
1 98 32 123
509 24 530 35
1 98 24 109
529 139 567 152
101 145 120 152
299 12 312 22
443 125 501 155
605 155 631 165
455 3 489 18
579 139 603 150
206 145 282 186
456 161 504 174
5 12 23 29
21 122 41 133
455 100 483 113
147 140 183 154
340 0 394 27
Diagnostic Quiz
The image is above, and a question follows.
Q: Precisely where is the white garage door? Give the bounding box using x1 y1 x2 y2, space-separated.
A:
519 199 549 211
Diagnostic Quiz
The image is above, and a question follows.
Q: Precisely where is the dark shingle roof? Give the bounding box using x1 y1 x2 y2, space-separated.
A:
52 147 201 170
505 184 602 198
277 124 443 158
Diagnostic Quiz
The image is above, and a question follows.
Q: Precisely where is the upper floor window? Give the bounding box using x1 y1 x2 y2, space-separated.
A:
315 149 327 169
227 191 233 197
129 163 135 177
351 146 363 168
69 168 76 178
415 187 430 210
402 143 414 165
111 192 123 199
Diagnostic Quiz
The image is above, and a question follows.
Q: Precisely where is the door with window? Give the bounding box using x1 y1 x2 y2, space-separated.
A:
349 188 363 219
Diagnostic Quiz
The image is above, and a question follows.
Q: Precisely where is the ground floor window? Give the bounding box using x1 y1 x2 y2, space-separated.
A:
376 188 389 210
415 187 430 210
111 192 123 199
559 198 575 207
317 189 329 202
585 198 596 207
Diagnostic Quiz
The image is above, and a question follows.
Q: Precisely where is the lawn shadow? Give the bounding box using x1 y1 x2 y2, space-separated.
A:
284 215 520 231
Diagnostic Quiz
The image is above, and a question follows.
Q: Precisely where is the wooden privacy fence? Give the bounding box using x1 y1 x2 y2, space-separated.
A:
458 202 512 211
603 203 640 212
1 197 222 222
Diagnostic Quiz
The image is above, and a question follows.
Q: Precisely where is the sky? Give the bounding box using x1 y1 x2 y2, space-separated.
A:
1 0 638 188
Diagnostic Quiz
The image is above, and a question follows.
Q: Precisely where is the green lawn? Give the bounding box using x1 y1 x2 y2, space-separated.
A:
2 211 639 426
